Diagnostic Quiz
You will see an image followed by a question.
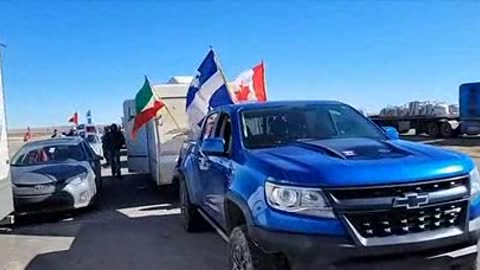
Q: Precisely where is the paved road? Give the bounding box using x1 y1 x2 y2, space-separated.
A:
3 136 480 270
0 165 227 270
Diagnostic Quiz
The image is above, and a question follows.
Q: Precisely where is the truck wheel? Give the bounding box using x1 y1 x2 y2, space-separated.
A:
228 225 290 270
427 122 440 138
440 122 453 138
179 177 206 232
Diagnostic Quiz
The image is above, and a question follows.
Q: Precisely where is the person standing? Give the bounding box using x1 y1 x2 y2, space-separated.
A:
101 126 111 167
107 124 125 178
23 127 32 142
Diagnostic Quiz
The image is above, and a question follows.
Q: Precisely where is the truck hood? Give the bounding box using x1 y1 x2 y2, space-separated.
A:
247 138 475 187
11 163 88 186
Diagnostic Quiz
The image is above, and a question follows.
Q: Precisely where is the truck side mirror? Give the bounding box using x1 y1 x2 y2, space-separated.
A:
201 138 226 156
383 127 399 140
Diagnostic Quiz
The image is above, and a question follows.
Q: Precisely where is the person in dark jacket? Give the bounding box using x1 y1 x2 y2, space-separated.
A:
107 124 125 178
101 127 111 167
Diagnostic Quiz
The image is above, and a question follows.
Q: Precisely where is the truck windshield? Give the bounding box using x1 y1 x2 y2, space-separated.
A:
241 104 386 149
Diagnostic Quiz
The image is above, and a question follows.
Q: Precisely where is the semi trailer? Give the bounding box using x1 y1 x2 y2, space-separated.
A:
370 83 480 138
369 114 461 138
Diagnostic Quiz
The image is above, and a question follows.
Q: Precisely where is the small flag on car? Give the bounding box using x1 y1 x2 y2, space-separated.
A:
86 110 92 124
68 112 79 126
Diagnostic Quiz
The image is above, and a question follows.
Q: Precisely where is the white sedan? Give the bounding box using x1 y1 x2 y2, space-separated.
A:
10 136 102 214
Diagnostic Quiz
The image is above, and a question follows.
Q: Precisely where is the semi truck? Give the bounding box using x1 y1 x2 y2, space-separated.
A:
0 44 14 225
123 76 191 187
460 82 480 135
370 83 480 138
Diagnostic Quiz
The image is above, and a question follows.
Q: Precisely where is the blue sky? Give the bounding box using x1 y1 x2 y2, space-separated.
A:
1 1 480 128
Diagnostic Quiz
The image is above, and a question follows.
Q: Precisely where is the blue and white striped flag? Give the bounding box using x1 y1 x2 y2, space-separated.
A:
186 50 233 127
86 110 92 124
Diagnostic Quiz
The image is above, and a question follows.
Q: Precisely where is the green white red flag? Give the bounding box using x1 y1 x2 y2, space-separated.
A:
132 77 165 138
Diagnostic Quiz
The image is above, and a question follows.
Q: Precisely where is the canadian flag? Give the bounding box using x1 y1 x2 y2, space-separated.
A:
231 62 267 103
68 112 79 126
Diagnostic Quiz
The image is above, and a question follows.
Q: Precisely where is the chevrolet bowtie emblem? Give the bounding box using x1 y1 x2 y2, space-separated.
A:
393 192 429 209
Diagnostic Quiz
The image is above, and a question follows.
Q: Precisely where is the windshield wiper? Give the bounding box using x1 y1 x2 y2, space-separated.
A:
296 139 347 160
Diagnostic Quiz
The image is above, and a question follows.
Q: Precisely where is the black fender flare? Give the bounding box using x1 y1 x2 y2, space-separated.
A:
178 167 199 205
224 191 255 234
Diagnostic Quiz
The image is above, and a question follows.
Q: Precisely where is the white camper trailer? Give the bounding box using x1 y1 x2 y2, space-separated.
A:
123 77 192 187
0 45 14 224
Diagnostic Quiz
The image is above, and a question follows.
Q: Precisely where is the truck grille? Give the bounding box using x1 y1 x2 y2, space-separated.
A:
329 176 468 200
326 175 470 244
345 201 467 238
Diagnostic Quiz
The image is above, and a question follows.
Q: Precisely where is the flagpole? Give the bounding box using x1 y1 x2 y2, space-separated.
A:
147 78 181 130
210 47 234 101
164 105 181 130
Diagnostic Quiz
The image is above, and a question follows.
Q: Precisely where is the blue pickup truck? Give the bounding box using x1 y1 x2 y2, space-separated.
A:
178 101 480 270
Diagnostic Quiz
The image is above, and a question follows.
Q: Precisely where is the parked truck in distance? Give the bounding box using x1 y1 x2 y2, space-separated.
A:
460 82 480 135
369 104 461 138
370 83 480 138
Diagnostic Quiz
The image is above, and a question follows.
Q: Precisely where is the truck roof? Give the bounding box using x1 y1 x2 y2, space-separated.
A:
217 100 345 112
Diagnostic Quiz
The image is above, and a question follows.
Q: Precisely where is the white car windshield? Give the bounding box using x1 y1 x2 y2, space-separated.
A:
86 134 99 143
12 144 86 166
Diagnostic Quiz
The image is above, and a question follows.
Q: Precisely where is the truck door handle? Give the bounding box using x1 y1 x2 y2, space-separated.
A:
198 156 210 171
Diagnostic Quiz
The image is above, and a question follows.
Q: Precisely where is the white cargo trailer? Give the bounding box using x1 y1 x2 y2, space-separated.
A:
123 77 191 187
0 44 14 224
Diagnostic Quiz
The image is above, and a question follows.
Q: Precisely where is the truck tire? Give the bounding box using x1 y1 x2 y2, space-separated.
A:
179 177 206 232
228 225 290 270
440 121 453 138
427 122 440 138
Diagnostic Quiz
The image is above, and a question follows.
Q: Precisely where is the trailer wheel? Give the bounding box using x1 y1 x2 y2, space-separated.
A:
439 121 453 138
452 126 461 137
426 122 440 138
414 126 424 136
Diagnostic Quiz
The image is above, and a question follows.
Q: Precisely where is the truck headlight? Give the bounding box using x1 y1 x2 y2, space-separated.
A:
265 181 335 218
470 167 480 199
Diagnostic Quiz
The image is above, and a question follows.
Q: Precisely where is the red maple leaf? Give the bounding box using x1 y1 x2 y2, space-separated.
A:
236 83 250 101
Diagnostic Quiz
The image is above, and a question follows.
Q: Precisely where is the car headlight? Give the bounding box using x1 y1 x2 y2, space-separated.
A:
265 181 335 218
68 174 88 186
470 167 480 199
